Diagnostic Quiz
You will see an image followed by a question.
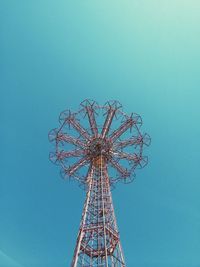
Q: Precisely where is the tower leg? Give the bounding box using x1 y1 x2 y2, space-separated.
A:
71 160 126 267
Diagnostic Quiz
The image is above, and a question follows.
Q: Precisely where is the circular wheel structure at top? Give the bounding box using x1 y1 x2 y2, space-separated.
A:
49 99 151 187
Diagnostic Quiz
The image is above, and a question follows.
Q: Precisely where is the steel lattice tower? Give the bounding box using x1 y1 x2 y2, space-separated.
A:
49 100 150 266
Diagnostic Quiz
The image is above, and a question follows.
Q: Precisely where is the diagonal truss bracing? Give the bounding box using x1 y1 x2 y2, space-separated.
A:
71 159 126 267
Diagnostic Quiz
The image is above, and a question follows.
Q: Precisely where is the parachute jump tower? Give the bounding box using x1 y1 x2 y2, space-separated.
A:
49 100 150 266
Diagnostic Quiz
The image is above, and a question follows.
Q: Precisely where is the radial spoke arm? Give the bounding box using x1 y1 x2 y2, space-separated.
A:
109 117 134 142
57 133 85 148
113 151 138 162
114 136 143 149
67 157 88 176
67 117 90 140
114 152 148 168
86 106 98 137
109 158 129 177
56 149 84 160
101 108 116 138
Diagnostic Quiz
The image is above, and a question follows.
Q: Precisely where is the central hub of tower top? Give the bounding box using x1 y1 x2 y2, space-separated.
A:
86 137 112 160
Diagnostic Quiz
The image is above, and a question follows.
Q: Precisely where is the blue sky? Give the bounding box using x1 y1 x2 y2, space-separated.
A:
1 0 200 266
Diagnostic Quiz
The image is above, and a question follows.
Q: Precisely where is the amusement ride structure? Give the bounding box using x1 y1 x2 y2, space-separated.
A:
49 100 150 266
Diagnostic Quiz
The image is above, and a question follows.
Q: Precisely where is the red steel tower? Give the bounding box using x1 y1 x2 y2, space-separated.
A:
49 100 150 266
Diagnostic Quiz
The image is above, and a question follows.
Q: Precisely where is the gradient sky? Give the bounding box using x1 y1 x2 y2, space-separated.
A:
1 0 200 266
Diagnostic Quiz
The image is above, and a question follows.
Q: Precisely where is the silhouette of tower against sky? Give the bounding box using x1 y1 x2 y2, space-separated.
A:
49 100 150 266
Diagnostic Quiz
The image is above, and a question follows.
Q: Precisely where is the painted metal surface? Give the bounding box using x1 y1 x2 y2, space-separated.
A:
49 100 150 266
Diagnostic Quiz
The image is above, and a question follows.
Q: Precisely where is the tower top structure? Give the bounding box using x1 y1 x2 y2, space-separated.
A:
49 99 150 186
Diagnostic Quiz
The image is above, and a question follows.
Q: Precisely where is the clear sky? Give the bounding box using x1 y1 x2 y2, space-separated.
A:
1 0 200 266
